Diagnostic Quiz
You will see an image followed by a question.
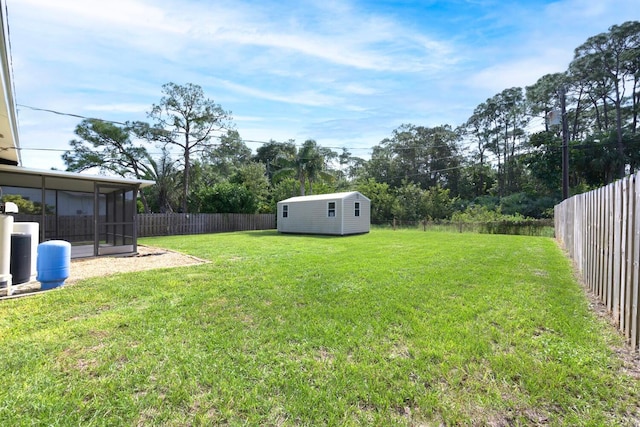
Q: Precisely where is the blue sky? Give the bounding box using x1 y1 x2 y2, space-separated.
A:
6 0 639 171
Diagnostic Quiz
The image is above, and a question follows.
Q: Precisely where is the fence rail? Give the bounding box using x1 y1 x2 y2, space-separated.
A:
555 172 640 353
137 213 276 237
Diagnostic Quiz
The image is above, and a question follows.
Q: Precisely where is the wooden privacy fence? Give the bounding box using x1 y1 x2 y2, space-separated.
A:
137 213 275 237
555 172 640 353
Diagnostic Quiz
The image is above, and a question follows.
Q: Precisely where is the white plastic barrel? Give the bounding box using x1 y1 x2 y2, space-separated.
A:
0 214 13 287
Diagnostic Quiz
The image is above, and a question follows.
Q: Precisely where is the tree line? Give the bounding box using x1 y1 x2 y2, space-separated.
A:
64 21 640 222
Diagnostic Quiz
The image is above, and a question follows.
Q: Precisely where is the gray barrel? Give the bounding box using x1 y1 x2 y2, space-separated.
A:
10 233 31 285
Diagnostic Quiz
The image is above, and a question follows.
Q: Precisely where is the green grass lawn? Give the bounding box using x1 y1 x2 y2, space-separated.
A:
0 229 638 426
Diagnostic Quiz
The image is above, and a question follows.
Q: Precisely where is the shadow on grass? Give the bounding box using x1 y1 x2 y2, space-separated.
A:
239 230 369 239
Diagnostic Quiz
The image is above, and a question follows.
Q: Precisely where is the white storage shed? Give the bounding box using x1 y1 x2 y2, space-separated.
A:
277 191 370 235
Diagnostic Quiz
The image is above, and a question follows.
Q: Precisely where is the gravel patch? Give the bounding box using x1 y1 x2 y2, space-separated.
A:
67 245 208 284
1 245 208 298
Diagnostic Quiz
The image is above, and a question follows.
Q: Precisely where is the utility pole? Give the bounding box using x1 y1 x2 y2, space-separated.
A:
560 86 569 200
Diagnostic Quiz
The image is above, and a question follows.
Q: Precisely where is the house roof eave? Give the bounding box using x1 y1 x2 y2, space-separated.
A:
0 164 155 193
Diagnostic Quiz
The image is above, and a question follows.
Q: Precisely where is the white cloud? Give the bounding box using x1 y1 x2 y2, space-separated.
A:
462 0 640 95
233 115 266 123
25 0 451 73
16 0 186 35
84 103 150 114
216 79 344 108
468 56 567 93
342 84 377 96
212 26 452 73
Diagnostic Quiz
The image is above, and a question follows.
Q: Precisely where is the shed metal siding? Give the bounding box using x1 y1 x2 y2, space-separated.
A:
277 191 370 235
278 198 341 234
341 193 370 235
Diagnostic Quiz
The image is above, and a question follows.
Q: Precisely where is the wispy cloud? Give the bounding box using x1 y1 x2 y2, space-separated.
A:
84 103 150 114
216 79 344 108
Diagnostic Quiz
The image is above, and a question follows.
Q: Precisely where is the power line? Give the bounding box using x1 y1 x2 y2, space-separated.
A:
17 104 127 125
22 103 627 164
16 104 474 155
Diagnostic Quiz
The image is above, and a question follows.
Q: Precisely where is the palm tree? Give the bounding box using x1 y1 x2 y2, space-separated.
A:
273 140 332 196
144 148 181 213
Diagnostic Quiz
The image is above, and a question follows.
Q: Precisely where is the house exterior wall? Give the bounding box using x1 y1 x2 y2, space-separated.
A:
277 192 370 235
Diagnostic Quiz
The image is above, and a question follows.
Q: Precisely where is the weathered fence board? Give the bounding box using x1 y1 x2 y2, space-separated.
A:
633 176 640 350
606 185 613 309
555 172 640 353
613 181 622 321
623 179 630 330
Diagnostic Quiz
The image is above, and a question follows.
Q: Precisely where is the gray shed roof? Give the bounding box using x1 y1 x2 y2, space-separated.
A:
280 191 369 204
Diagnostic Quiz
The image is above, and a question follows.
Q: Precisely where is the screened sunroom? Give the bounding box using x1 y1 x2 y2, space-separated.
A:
0 165 154 258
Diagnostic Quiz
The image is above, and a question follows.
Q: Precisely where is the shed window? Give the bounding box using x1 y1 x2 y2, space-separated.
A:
282 205 288 218
328 201 336 217
355 202 360 217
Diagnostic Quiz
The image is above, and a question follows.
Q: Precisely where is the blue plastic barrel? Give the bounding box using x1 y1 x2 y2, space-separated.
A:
37 240 71 290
